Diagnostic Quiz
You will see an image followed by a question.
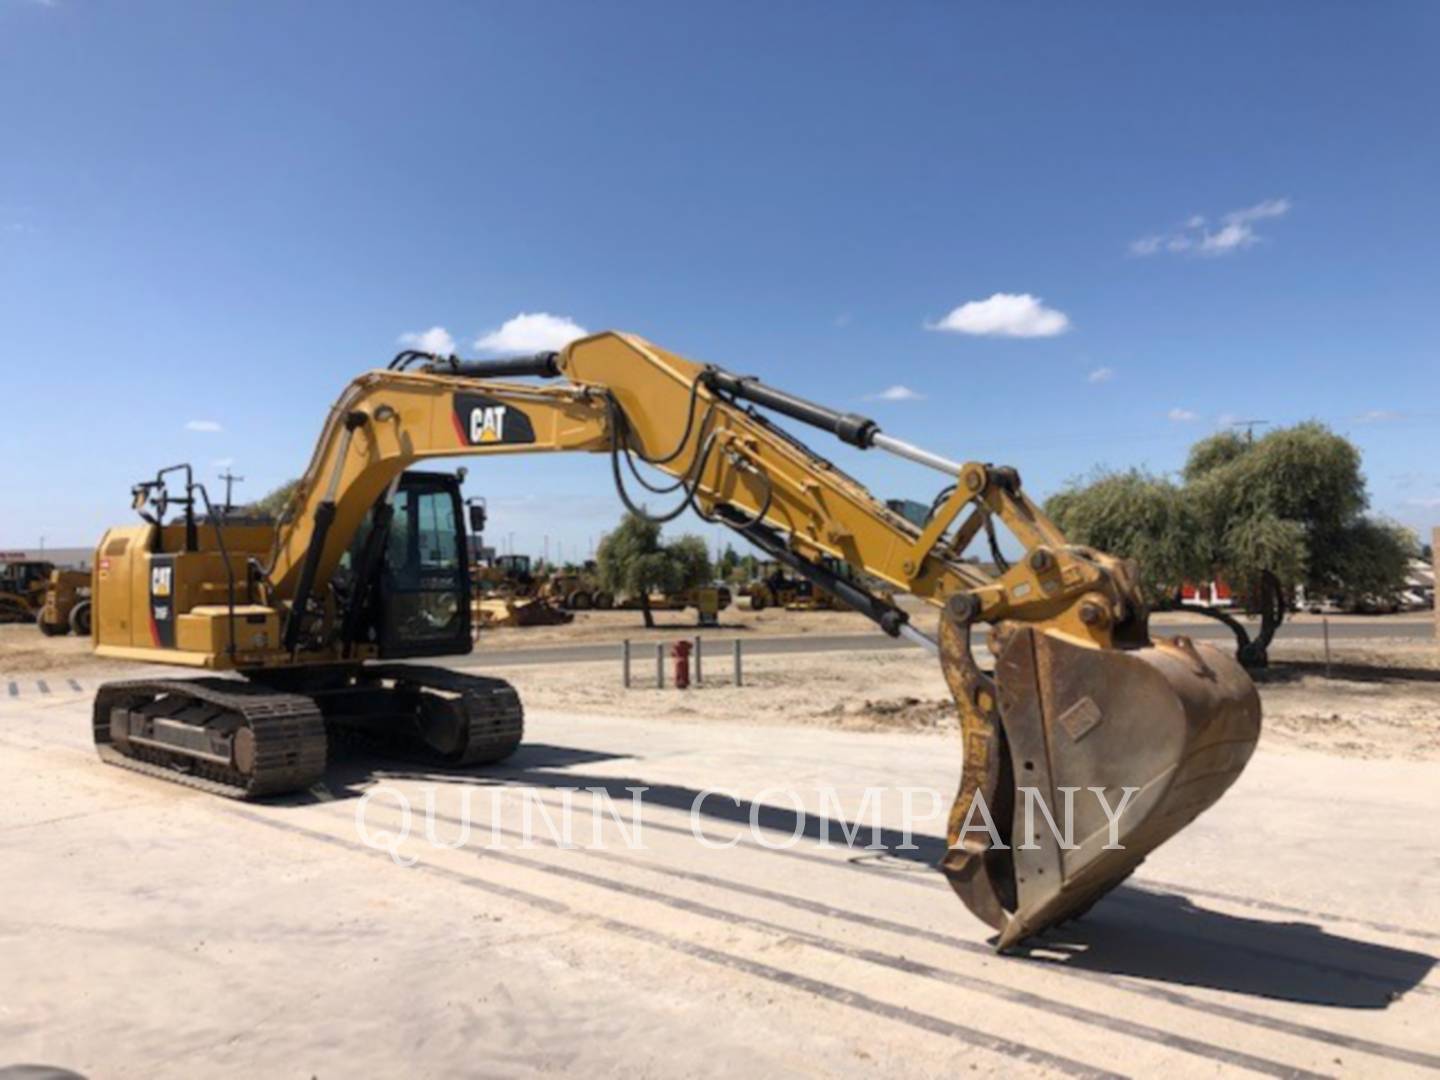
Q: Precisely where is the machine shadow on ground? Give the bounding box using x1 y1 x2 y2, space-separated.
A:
495 761 1438 1009
270 746 1438 1010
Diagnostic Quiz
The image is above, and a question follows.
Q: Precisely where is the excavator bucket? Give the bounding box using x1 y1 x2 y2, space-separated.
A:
938 619 1261 950
474 596 574 629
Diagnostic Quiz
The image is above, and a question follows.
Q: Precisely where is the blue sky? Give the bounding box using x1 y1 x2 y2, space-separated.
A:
2 2 1436 560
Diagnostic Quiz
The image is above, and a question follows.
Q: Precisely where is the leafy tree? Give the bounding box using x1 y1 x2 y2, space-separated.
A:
717 544 740 582
249 478 301 520
596 512 713 627
1047 422 1417 665
1044 470 1204 601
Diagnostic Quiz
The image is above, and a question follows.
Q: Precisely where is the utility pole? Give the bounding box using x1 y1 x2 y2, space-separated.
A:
219 469 244 512
1228 419 1269 444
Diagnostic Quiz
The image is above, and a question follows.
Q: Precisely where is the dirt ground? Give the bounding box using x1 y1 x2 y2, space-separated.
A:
6 614 1438 762
491 645 1440 762
470 602 1434 652
478 603 877 647
0 624 131 676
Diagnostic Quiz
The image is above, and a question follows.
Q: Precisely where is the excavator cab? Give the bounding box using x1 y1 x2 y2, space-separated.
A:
338 471 473 660
373 472 472 658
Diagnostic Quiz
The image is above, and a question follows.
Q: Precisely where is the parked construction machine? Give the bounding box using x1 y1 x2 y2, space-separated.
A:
0 559 55 623
88 331 1260 949
38 568 92 636
542 562 614 610
746 556 853 611
0 560 94 633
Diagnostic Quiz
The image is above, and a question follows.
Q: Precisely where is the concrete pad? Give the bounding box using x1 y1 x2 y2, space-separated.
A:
1 682 1437 1078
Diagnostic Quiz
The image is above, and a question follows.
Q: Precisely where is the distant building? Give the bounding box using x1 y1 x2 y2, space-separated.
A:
0 547 94 570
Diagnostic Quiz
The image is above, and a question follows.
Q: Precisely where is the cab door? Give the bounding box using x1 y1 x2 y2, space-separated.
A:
376 473 473 658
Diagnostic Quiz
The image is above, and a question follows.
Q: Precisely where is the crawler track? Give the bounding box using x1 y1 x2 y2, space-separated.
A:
355 664 525 765
93 678 327 799
92 667 523 799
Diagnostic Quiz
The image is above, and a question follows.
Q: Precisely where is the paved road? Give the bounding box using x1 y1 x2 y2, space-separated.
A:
1 684 1436 1077
462 615 1432 669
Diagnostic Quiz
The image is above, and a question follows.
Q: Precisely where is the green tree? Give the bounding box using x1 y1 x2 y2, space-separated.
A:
717 544 740 582
1044 470 1204 601
596 513 712 628
249 478 301 520
1047 422 1416 665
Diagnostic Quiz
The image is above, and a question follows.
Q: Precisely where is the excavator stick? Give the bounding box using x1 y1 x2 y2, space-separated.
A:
938 612 1261 949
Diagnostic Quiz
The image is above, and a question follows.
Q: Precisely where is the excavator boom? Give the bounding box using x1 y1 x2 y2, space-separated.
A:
90 331 1261 949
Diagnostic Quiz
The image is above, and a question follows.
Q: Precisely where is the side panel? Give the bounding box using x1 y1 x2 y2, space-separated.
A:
94 527 146 648
147 553 177 648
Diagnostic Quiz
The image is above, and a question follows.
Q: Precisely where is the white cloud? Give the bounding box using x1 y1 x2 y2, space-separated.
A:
212 457 235 468
1225 197 1291 225
185 420 223 433
474 312 588 354
1131 197 1290 258
1087 367 1115 383
1167 408 1198 422
1199 222 1257 254
866 384 925 402
398 326 456 356
926 293 1070 338
1357 409 1401 423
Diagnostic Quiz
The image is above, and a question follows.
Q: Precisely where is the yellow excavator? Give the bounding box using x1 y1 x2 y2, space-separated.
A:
89 331 1260 949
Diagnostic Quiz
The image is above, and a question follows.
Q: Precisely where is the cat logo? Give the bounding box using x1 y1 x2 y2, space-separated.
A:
452 392 536 446
151 566 173 598
470 405 508 444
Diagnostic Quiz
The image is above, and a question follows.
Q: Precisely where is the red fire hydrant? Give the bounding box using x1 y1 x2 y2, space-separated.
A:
671 639 693 690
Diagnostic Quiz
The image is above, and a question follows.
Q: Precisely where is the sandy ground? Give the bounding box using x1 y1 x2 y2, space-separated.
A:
1 677 1438 1078
471 603 1434 651
476 604 878 647
6 616 1437 762
488 647 1440 761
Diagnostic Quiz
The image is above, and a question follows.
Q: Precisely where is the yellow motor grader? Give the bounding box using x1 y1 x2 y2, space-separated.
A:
746 556 855 611
87 331 1260 949
541 562 614 610
0 559 53 623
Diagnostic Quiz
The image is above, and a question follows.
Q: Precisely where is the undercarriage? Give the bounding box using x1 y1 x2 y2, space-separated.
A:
93 664 524 799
